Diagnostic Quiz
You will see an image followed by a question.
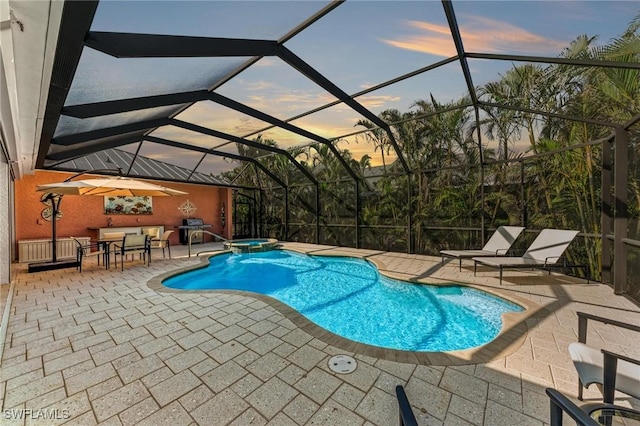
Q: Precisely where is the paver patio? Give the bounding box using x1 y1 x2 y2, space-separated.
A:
1 242 638 425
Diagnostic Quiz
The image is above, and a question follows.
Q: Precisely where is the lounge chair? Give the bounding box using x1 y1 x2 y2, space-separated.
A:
440 226 525 271
472 229 580 284
568 312 640 404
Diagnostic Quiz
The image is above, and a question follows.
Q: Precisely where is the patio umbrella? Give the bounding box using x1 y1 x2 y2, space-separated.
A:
33 176 187 271
36 176 187 197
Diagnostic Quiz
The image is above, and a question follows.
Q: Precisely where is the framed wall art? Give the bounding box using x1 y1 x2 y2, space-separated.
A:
104 196 153 215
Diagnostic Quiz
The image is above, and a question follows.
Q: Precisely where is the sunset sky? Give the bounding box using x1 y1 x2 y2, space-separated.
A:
60 1 638 173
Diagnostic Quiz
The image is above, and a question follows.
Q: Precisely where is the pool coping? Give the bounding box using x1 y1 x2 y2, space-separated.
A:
148 248 540 366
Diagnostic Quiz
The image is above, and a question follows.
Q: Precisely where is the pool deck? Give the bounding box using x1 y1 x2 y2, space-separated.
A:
1 241 639 425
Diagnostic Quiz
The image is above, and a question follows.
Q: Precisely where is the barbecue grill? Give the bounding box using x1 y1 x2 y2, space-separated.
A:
178 218 211 244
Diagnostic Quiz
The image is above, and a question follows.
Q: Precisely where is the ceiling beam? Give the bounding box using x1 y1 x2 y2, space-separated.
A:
441 0 484 165
334 102 474 141
50 118 170 146
466 52 640 70
48 162 251 189
46 134 142 161
170 119 318 185
478 101 618 128
36 1 99 168
62 90 209 118
145 135 286 188
145 136 251 163
441 0 477 105
84 32 279 58
623 112 640 130
208 92 359 181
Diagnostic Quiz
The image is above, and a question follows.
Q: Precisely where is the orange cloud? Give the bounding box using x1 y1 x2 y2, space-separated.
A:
382 21 455 56
383 17 566 57
244 91 337 114
357 94 402 109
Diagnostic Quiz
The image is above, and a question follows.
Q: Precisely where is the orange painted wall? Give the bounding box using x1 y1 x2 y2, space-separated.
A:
15 171 231 251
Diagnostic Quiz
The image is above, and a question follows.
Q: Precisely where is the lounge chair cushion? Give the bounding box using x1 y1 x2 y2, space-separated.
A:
522 229 579 261
472 257 546 267
441 226 525 259
440 249 502 259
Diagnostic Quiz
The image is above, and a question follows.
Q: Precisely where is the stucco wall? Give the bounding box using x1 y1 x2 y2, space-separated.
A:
14 171 231 256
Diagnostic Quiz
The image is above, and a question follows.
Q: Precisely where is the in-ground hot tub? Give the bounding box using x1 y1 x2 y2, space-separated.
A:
223 238 279 253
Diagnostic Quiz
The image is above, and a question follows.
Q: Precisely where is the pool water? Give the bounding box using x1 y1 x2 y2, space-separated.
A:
163 250 524 352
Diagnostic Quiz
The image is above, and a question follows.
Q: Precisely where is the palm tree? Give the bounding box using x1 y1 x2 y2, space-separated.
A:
355 119 392 173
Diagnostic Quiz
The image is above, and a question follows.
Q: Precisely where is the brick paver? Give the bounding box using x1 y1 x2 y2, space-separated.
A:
1 242 639 425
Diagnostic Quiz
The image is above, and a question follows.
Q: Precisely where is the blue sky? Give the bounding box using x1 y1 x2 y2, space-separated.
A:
62 1 639 172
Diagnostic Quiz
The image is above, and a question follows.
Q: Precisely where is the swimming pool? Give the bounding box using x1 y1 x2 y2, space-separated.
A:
162 250 524 352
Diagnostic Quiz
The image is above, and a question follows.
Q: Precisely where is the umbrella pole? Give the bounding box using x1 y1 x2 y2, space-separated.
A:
50 195 63 263
29 194 74 272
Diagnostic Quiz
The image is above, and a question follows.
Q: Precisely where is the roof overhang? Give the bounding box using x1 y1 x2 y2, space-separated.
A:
0 0 64 178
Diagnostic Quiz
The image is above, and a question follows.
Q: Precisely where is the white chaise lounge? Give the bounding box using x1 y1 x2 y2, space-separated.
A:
440 225 525 271
472 228 580 285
